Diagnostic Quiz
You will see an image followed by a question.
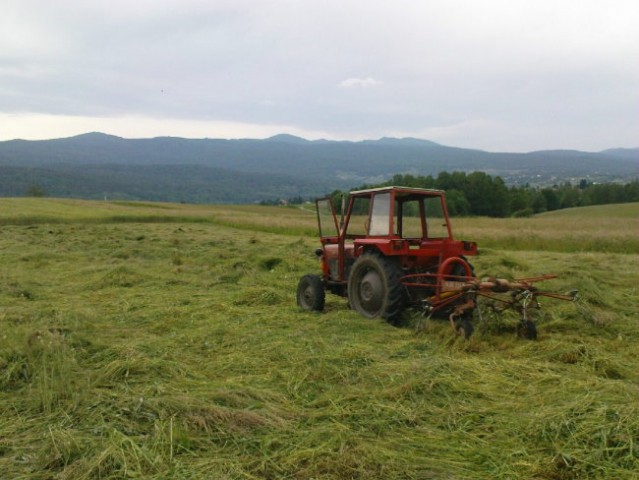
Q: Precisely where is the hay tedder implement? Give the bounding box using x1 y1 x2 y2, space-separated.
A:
408 272 579 339
297 186 578 338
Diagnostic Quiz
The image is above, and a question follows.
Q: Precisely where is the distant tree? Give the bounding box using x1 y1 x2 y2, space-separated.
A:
509 187 532 216
623 180 639 202
541 188 560 211
435 171 454 190
353 172 637 218
390 173 417 187
584 183 619 205
389 173 436 189
554 182 580 209
445 189 470 216
26 184 47 197
436 171 467 192
464 172 509 217
531 191 547 213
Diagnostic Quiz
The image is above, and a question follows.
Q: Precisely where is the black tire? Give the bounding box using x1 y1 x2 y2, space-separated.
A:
448 256 475 280
456 318 474 339
517 319 537 340
347 252 404 323
460 256 476 278
296 274 325 312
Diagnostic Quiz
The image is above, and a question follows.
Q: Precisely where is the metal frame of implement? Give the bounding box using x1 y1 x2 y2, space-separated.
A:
404 272 579 335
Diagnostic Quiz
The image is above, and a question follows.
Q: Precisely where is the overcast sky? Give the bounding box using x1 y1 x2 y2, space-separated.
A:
1 0 638 151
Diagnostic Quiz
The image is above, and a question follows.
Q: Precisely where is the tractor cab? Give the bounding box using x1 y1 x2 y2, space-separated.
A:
317 187 451 237
317 187 476 284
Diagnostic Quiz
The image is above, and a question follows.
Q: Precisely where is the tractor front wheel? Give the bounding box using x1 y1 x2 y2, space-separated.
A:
348 252 404 323
297 274 325 312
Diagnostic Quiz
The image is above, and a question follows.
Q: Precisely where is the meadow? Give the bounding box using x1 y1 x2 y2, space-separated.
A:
0 198 637 479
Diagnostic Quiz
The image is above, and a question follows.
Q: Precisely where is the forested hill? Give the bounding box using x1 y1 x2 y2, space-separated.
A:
0 132 637 203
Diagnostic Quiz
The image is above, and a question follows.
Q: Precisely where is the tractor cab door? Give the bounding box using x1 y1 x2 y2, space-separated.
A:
315 197 339 240
315 198 342 281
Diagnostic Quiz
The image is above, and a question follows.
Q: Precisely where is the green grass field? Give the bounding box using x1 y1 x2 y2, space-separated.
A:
1 199 638 479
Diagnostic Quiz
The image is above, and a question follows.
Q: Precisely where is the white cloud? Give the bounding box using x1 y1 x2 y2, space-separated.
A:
338 77 383 88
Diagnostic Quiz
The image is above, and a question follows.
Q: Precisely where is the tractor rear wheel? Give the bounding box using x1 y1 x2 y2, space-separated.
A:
296 274 325 312
348 252 404 323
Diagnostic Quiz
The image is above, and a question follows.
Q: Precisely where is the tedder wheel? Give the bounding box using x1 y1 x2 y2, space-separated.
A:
296 274 325 312
456 317 474 339
517 319 538 340
455 255 475 278
347 252 404 323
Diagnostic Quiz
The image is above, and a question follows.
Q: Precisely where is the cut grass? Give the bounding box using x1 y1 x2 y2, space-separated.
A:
0 198 637 479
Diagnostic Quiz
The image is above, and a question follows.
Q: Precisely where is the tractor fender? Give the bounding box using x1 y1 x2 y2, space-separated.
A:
358 244 378 256
353 239 395 257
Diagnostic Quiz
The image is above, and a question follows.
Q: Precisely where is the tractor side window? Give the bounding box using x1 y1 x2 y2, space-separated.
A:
369 193 391 236
316 198 338 237
424 196 449 239
345 197 370 236
400 200 423 238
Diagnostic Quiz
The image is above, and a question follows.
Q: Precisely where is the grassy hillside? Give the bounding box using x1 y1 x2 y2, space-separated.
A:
454 202 639 254
0 199 637 479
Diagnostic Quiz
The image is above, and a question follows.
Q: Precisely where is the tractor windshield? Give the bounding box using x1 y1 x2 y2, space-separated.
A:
368 192 391 235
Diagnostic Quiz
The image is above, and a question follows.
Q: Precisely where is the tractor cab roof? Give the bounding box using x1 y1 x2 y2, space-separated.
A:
349 186 445 197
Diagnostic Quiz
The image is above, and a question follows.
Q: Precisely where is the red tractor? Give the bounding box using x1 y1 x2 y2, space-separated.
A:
297 186 479 332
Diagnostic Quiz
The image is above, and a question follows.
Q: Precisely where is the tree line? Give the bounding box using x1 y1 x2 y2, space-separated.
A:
347 172 639 217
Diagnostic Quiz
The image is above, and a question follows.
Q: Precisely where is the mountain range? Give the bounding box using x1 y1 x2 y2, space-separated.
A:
0 132 637 203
